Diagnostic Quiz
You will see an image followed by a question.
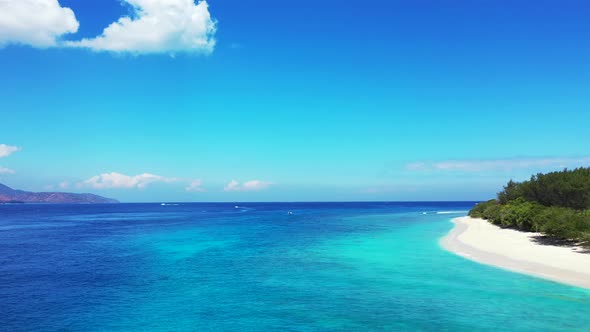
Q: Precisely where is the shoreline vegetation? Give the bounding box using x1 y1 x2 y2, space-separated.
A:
469 167 590 247
442 167 590 289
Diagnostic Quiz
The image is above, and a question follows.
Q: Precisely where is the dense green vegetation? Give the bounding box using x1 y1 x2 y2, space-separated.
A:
469 168 590 247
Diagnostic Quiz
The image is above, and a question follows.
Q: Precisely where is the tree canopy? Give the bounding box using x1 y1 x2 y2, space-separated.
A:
469 167 590 247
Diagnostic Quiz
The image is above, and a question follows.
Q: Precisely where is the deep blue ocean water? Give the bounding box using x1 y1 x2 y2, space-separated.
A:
1 202 589 331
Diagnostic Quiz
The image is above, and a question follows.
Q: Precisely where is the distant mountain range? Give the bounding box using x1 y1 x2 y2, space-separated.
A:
0 183 118 204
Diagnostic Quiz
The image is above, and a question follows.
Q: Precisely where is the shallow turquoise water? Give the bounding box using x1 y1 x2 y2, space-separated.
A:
1 202 589 331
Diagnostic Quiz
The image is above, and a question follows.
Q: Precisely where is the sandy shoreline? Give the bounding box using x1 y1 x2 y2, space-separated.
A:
441 216 590 289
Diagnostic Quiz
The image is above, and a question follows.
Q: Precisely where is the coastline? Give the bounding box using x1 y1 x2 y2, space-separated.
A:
441 216 590 290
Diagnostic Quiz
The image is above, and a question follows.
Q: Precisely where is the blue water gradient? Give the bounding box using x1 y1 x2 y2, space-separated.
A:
1 202 589 331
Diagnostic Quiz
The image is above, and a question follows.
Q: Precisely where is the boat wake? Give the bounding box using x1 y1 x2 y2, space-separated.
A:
421 210 468 215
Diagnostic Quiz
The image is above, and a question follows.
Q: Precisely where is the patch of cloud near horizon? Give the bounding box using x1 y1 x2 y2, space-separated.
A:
0 166 15 174
224 180 273 192
185 180 205 192
80 172 178 189
65 0 216 54
0 144 21 158
0 0 79 47
406 157 590 172
0 144 19 175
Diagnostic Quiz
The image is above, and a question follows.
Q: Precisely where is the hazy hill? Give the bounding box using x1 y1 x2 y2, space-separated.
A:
0 183 118 204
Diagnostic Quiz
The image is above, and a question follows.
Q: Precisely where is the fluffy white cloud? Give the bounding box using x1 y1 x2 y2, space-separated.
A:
67 0 216 54
58 181 70 189
185 179 205 192
0 0 79 47
406 157 590 172
80 172 178 189
224 179 273 192
0 144 20 158
0 166 15 174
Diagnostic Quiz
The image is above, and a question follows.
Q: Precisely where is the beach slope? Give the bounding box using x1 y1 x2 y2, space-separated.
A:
441 216 590 289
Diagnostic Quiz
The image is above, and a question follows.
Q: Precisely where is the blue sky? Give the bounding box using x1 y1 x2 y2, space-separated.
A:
1 0 589 202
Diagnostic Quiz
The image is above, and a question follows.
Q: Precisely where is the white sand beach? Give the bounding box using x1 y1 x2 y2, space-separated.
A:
441 216 590 289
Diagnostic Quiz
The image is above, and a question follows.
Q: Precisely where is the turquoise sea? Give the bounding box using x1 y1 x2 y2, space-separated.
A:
1 202 589 331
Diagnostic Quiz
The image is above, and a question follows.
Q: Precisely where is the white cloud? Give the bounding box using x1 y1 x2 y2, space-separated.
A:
406 157 590 172
0 144 20 158
66 0 216 54
80 172 178 189
224 179 273 192
224 180 240 191
185 179 205 192
0 166 15 174
0 0 79 48
44 181 69 191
